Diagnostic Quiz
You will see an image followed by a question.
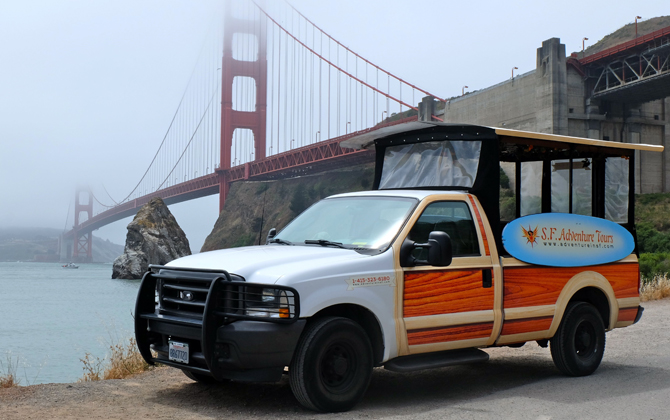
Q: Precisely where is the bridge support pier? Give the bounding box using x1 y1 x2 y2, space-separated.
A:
218 171 230 213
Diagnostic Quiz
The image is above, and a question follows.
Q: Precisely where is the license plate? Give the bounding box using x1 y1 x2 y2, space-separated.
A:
168 341 189 364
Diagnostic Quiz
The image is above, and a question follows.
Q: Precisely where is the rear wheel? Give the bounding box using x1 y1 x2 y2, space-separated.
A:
550 302 606 376
289 317 373 412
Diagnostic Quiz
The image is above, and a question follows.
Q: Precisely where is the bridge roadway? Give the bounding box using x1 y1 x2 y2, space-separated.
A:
63 118 418 239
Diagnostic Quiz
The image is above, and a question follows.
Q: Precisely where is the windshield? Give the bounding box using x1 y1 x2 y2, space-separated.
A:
275 196 417 253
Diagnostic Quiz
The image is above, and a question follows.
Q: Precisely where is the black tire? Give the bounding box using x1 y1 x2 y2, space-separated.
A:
182 370 225 385
550 302 606 377
289 317 373 412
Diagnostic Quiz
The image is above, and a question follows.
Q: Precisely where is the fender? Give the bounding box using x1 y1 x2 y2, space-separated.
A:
549 270 618 335
296 280 398 361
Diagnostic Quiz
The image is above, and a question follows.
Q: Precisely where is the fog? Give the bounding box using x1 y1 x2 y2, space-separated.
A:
1 0 666 252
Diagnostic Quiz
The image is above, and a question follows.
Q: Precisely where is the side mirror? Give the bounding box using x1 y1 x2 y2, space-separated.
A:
426 231 452 267
400 231 453 267
265 228 277 244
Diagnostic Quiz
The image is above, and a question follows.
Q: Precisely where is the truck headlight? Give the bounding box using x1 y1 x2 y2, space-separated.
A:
245 288 294 319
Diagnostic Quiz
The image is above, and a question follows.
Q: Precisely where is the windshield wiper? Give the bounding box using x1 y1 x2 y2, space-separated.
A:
268 238 293 245
304 239 349 249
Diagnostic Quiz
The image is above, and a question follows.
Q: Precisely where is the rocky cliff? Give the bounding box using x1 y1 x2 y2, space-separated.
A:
201 164 374 252
112 197 191 279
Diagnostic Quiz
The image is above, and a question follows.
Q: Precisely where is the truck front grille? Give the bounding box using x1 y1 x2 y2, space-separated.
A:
154 267 230 318
147 265 299 323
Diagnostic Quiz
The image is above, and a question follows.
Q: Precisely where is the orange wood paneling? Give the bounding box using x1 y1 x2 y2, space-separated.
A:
500 316 553 336
617 307 637 323
468 195 490 256
404 270 494 317
503 263 639 308
407 322 494 346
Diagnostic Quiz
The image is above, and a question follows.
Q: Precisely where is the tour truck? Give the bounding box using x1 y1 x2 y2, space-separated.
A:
135 123 661 412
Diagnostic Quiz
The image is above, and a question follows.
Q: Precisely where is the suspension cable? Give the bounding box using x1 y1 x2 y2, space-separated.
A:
101 183 120 206
90 190 115 209
284 1 445 102
253 1 419 112
116 19 216 204
155 83 219 191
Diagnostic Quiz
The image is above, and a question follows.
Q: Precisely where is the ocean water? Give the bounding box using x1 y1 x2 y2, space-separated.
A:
0 262 140 384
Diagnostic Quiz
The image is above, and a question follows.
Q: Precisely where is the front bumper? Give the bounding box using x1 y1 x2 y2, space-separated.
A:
135 266 304 382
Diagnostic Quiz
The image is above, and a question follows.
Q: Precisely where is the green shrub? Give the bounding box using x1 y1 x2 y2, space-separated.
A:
636 222 670 253
639 252 670 280
636 192 670 206
635 193 670 233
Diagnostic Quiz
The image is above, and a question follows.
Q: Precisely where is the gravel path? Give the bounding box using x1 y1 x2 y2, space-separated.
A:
2 299 669 419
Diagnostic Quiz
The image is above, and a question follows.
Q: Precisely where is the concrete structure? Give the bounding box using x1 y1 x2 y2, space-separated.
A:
440 37 670 194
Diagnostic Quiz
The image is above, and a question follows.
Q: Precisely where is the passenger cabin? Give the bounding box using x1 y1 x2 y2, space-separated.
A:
341 122 664 253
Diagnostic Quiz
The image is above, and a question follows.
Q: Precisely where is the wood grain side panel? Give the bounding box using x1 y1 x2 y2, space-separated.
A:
407 322 494 346
500 316 553 336
503 263 639 308
468 195 490 256
404 270 494 317
617 307 637 323
606 264 640 298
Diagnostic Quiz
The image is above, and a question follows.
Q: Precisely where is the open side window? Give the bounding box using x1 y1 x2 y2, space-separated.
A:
550 158 594 216
500 140 633 226
605 157 629 223
407 201 480 261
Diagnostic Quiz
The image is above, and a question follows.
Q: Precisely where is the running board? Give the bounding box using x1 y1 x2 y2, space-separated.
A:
384 348 489 373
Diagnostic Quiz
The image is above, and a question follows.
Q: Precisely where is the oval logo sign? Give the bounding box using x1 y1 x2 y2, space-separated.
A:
502 213 635 267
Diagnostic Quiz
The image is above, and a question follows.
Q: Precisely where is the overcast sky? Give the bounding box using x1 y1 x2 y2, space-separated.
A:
1 0 667 252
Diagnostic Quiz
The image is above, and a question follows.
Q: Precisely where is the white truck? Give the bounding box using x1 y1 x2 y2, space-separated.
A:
135 123 660 412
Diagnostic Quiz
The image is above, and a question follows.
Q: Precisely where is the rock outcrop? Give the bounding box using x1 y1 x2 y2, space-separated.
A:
201 164 374 252
112 197 191 279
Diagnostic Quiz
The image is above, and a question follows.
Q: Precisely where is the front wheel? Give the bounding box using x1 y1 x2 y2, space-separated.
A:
550 302 606 376
289 317 373 412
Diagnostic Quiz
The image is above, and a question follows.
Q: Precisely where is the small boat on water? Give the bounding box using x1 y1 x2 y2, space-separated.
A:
62 262 79 269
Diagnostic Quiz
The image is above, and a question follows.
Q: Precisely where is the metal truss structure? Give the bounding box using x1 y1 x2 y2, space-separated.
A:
581 27 670 103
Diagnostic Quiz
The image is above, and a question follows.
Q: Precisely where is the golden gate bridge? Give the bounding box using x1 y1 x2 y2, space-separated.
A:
63 1 670 262
63 0 448 261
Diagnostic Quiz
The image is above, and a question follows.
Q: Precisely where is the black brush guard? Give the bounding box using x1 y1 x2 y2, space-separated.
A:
135 265 302 382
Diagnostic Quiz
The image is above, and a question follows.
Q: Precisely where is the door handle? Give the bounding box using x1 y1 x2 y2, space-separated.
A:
482 269 492 288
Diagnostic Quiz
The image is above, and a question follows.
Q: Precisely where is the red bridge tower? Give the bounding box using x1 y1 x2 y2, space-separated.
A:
72 187 93 263
218 2 268 211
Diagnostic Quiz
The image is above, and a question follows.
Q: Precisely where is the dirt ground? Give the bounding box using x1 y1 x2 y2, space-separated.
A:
2 298 669 420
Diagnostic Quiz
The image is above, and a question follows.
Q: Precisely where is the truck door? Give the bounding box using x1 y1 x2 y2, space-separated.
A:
399 197 500 355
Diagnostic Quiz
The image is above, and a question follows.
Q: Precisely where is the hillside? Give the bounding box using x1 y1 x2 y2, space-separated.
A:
201 164 374 251
581 16 670 56
0 227 123 263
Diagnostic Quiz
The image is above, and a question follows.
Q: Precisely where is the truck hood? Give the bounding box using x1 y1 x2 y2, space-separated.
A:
165 245 369 284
